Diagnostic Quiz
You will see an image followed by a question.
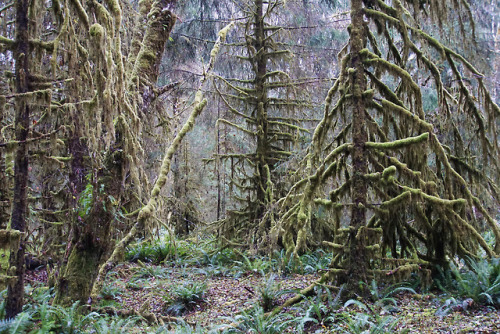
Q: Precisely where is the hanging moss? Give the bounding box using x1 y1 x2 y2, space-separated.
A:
0 230 22 250
69 0 89 30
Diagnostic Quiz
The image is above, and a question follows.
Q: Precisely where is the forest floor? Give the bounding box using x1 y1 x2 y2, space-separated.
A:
26 262 500 333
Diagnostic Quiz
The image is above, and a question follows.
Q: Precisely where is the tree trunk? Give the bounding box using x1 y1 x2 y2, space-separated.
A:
253 0 269 224
54 0 177 306
0 97 9 229
340 0 370 293
6 0 30 318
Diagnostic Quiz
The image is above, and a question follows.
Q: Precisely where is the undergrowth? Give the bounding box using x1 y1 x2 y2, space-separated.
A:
435 257 500 315
4 234 498 333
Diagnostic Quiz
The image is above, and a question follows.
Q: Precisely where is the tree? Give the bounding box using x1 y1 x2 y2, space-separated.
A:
4 0 30 317
52 0 178 306
213 0 329 248
278 0 500 295
0 0 178 308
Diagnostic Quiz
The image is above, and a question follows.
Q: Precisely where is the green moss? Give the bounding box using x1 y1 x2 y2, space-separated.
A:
104 0 122 20
382 165 397 179
297 210 307 221
313 198 333 207
54 246 101 305
69 0 89 29
380 191 411 208
89 23 104 38
366 132 429 150
0 229 22 250
0 248 10 290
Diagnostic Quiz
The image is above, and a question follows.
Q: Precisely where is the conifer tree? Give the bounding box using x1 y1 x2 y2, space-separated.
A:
278 0 500 295
214 0 319 247
4 0 30 317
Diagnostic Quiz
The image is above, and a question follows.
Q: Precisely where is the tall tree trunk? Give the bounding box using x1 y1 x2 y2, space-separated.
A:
254 0 269 223
0 99 9 229
6 0 30 317
341 0 369 291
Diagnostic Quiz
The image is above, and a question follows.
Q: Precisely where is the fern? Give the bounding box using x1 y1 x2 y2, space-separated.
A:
0 318 14 334
3 312 32 334
78 182 94 218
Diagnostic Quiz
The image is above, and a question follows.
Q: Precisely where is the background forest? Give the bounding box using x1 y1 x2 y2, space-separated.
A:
0 0 499 332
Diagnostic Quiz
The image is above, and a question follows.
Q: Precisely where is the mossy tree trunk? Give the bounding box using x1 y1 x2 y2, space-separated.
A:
0 94 9 229
340 0 370 292
54 0 177 306
54 150 122 305
5 0 30 317
253 0 270 224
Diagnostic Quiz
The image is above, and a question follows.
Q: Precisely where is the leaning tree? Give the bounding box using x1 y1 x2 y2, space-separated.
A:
277 0 499 296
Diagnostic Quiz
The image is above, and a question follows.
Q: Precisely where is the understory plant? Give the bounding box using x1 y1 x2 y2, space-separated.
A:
436 257 500 307
158 320 213 334
164 282 207 316
0 286 139 333
92 316 139 334
271 249 332 276
289 284 343 332
336 299 402 334
258 275 293 312
232 253 272 277
368 280 416 310
220 306 295 334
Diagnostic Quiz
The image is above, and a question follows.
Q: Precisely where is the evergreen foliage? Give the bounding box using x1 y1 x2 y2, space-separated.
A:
274 0 500 295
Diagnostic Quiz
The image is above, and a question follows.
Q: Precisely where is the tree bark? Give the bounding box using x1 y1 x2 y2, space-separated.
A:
253 0 270 224
54 152 121 305
6 0 30 318
340 0 370 292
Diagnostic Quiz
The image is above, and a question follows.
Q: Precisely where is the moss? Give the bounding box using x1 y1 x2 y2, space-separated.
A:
89 23 105 38
0 248 10 290
313 198 333 207
54 246 101 305
104 0 122 21
297 210 307 221
137 50 157 67
0 36 15 48
0 274 16 290
210 21 234 59
323 241 344 250
69 0 89 30
381 165 397 180
380 191 411 208
0 230 22 250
